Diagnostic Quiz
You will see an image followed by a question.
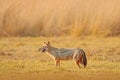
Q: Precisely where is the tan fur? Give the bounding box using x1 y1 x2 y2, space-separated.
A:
40 41 87 68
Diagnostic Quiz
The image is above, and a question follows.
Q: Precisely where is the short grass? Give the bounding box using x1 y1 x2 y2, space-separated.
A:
0 37 120 80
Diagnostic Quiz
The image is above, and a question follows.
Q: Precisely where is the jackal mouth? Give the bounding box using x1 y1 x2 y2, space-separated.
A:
41 49 46 52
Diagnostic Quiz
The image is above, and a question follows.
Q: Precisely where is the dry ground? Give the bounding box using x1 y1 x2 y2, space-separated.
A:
0 37 120 80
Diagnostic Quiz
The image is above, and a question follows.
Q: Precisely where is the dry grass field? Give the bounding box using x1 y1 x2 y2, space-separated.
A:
0 37 120 80
0 0 120 80
0 0 120 36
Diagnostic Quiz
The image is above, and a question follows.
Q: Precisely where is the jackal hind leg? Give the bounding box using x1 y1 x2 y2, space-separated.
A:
73 54 81 68
76 60 80 68
79 57 83 65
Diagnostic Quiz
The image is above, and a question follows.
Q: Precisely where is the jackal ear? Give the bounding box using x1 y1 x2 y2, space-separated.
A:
44 42 46 44
47 41 50 45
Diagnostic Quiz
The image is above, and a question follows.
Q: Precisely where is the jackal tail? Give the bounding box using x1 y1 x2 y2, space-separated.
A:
82 50 87 67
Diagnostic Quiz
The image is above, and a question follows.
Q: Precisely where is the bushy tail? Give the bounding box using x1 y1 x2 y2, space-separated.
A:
82 50 87 67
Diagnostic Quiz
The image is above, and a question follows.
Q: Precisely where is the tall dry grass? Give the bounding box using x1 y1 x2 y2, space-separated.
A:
0 0 120 37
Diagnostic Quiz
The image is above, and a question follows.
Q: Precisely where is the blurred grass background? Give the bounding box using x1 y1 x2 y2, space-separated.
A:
0 0 120 37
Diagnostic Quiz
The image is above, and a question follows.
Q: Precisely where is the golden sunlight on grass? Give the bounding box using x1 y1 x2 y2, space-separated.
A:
0 37 120 80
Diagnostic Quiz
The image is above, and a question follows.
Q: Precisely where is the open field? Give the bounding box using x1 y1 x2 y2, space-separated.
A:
0 0 120 80
0 37 120 80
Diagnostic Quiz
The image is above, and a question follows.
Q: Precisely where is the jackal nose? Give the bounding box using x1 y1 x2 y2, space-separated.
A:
42 49 45 52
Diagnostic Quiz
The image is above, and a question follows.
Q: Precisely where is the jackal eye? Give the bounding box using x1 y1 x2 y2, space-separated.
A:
43 46 48 48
